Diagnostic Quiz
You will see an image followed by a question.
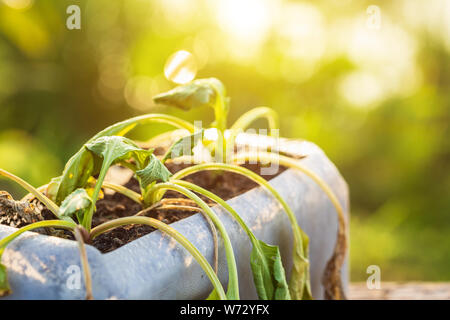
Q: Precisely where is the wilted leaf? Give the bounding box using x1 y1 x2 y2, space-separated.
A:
58 188 92 223
75 136 154 227
289 227 312 300
153 78 226 111
136 154 172 189
85 136 152 170
55 150 95 204
46 176 62 201
250 239 291 300
54 114 167 204
162 130 204 162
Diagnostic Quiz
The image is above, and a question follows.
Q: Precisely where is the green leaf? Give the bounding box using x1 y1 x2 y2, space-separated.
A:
250 239 291 300
0 263 11 297
289 227 313 300
54 150 96 204
299 228 313 300
82 136 153 230
85 136 151 169
136 154 172 189
162 130 204 162
58 188 92 223
153 78 226 111
54 113 193 205
172 179 292 301
46 176 62 201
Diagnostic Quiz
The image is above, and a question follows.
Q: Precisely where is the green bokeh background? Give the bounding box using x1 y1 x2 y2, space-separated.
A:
0 0 449 282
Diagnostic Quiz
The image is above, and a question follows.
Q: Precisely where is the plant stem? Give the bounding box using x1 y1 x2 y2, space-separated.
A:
74 227 93 300
210 84 228 162
232 152 347 256
91 114 196 140
171 180 255 241
171 180 254 280
83 160 112 232
153 204 219 275
232 151 348 299
20 184 48 202
147 182 239 299
21 180 142 208
0 220 77 256
89 216 227 300
170 163 304 252
231 107 279 132
131 198 219 274
101 181 142 204
228 106 279 148
0 169 60 218
56 114 197 204
170 163 309 299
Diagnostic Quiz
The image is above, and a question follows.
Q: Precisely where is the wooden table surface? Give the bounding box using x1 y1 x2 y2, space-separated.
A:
349 282 450 300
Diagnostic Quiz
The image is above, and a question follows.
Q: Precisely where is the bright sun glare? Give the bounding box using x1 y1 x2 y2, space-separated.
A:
216 0 272 45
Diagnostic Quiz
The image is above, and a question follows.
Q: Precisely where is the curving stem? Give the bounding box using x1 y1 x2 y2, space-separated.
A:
226 107 279 157
0 169 60 218
168 162 310 299
74 226 93 300
169 163 305 253
89 216 227 300
145 182 239 300
232 151 348 300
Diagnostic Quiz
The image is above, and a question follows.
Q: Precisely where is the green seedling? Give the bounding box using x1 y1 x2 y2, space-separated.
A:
172 180 291 300
82 136 153 231
169 163 312 300
6 76 347 300
95 157 304 299
153 78 346 299
82 155 292 300
0 168 223 300
153 78 278 162
47 135 238 299
52 114 196 205
232 152 347 299
41 132 293 300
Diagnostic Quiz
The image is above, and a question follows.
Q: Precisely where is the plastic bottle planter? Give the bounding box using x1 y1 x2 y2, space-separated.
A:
0 135 349 300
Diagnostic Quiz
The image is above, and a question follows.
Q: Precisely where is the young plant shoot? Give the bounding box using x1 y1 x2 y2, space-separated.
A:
169 163 312 300
60 134 238 298
89 216 227 300
0 164 224 300
0 76 348 301
171 179 291 300
153 78 347 299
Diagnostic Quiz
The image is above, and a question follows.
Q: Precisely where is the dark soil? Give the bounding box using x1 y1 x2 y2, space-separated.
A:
1 162 286 253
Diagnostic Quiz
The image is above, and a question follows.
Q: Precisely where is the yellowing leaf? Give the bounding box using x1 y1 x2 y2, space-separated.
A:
289 227 312 300
136 154 172 189
153 78 226 111
58 188 92 223
162 130 204 162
